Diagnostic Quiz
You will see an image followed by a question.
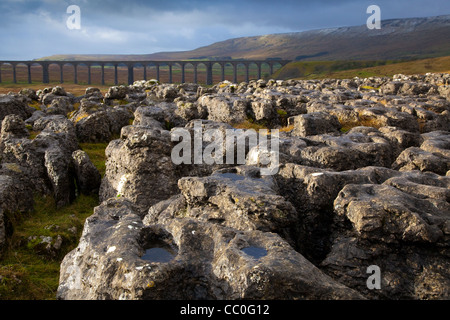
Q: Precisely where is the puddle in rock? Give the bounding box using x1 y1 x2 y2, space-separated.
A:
241 247 268 260
220 173 246 182
141 247 176 263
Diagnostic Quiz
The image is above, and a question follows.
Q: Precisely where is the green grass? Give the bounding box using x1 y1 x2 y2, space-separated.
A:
0 137 109 300
273 60 400 80
232 119 268 131
0 194 99 300
274 56 450 80
0 250 61 300
324 55 450 79
79 142 109 177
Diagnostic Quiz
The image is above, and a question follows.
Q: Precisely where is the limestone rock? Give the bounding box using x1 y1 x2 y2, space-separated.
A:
133 104 186 129
334 183 449 244
168 167 300 248
292 112 341 137
45 97 74 116
198 95 249 124
1 115 79 206
317 167 450 299
392 147 449 175
0 94 35 130
57 198 363 300
70 101 133 143
72 150 101 195
251 99 275 122
0 170 34 256
104 85 129 100
45 147 76 209
19 88 39 101
1 114 29 139
99 125 179 215
420 131 450 158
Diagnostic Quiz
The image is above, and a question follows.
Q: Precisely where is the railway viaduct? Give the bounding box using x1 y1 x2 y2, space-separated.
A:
0 60 290 85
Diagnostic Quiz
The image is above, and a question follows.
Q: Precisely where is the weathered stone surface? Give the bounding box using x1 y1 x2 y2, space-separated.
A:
133 103 186 129
305 131 394 169
40 86 75 106
165 166 300 248
292 112 341 137
420 131 450 158
321 236 450 299
378 126 421 158
302 167 400 211
0 94 35 129
70 101 133 143
392 147 449 175
45 96 74 116
25 110 46 126
383 171 450 202
45 147 76 209
57 197 363 300
104 85 129 100
1 114 29 139
1 115 79 206
52 86 68 97
19 88 39 101
275 164 401 263
321 170 450 299
334 183 449 244
199 95 249 124
0 168 34 256
380 81 403 95
99 125 179 215
174 101 198 122
72 150 101 196
153 84 179 102
357 106 420 132
251 99 275 122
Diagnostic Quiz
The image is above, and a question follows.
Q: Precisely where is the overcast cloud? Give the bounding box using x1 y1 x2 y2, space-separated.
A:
0 0 449 60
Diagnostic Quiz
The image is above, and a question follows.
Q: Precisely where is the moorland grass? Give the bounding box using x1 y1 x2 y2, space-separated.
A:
0 194 99 300
0 138 108 300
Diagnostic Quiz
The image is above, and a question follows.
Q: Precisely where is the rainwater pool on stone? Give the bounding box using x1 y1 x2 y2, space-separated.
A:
241 247 268 260
141 247 176 263
220 173 246 181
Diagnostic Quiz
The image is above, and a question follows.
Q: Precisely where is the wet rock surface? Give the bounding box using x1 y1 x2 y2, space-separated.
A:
57 197 362 300
1 74 448 300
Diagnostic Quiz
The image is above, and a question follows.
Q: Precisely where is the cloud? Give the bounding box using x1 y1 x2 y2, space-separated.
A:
0 0 449 60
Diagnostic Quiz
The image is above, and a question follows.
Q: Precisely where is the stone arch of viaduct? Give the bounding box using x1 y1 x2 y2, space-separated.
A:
0 60 290 86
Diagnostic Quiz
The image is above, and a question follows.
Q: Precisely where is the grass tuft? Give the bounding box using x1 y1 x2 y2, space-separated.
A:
0 194 99 300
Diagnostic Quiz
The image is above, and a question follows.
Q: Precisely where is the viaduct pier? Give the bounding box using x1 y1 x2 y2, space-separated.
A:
0 60 290 86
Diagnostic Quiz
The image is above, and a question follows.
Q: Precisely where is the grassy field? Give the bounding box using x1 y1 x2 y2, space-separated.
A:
0 194 99 300
323 56 450 79
273 56 450 80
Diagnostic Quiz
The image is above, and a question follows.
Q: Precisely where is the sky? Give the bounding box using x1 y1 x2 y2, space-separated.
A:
0 0 449 60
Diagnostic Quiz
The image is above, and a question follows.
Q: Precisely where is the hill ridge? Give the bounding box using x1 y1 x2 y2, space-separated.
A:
37 14 450 62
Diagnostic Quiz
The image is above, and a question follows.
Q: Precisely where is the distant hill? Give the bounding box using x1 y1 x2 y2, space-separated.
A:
38 14 450 62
